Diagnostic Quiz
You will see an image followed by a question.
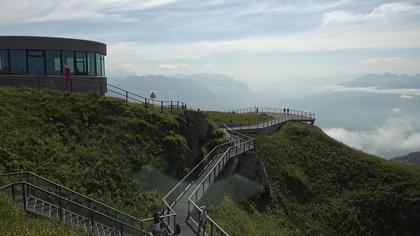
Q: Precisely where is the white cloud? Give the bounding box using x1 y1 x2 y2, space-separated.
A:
322 2 420 26
325 85 420 97
360 57 420 74
324 116 420 158
204 63 215 70
361 57 409 65
393 108 401 113
159 63 192 70
400 94 413 99
0 0 178 24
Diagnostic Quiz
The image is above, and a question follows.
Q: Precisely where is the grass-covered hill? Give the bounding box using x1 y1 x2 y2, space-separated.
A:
211 122 420 236
0 87 224 222
0 193 89 236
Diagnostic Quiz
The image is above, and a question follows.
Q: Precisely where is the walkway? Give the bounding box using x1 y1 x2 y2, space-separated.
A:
166 109 315 236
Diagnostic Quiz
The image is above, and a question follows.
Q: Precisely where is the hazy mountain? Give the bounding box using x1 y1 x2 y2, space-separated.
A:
392 151 420 166
342 73 420 88
173 73 255 107
112 74 254 110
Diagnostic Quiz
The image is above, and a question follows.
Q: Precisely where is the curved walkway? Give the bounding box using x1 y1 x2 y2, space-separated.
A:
164 109 315 236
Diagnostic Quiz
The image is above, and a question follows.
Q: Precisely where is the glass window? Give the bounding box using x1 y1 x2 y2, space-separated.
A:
95 53 102 76
62 51 74 74
87 52 96 76
76 52 87 75
28 50 45 75
46 50 61 75
0 50 9 73
101 54 105 76
10 50 27 74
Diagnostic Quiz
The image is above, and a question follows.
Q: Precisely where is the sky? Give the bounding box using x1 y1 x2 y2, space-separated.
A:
1 0 420 86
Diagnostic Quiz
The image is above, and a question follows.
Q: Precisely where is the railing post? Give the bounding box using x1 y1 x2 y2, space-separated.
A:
170 101 173 112
144 98 147 108
59 187 63 221
38 75 41 90
177 101 179 110
161 101 163 113
22 183 26 211
125 91 128 102
90 209 94 232
120 223 123 236
11 184 15 201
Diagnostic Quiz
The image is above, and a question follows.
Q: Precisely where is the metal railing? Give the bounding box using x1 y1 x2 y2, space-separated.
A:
156 108 316 235
0 74 187 112
0 181 151 235
0 172 155 233
222 107 315 120
186 126 254 236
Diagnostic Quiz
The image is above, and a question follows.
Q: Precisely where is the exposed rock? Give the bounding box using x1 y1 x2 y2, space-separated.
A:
178 110 210 166
223 151 270 199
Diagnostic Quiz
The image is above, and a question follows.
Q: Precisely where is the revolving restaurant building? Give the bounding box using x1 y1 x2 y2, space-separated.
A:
0 36 106 93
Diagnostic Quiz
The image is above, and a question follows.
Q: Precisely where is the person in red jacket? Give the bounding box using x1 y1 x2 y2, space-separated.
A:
64 64 71 85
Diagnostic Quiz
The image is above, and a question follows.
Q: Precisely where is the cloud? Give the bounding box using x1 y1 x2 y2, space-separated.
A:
324 116 420 158
361 57 409 65
204 63 215 70
0 0 178 24
159 63 192 70
400 94 413 99
393 108 401 113
360 57 420 75
322 2 420 26
325 85 420 97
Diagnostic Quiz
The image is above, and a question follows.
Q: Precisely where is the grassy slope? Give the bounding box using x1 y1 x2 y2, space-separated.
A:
0 87 221 219
0 193 89 236
205 111 271 125
211 122 420 236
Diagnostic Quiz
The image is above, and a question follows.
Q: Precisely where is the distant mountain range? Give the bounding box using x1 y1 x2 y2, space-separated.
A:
110 73 255 110
341 73 420 89
392 152 420 166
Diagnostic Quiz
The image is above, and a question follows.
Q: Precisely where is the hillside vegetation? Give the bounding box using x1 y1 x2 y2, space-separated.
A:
0 87 223 220
0 193 88 236
211 122 420 236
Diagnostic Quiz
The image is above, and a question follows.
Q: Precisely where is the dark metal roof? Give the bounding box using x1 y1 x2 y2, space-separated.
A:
0 36 106 55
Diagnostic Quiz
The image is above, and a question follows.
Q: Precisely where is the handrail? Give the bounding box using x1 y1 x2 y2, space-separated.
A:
0 75 188 111
187 125 254 236
0 181 151 235
0 172 148 228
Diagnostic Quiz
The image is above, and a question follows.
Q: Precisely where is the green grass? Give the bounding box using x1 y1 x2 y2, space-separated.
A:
0 87 222 220
0 193 89 236
211 122 420 236
205 111 271 126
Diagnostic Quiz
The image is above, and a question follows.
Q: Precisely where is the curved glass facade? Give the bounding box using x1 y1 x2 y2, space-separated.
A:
0 49 105 76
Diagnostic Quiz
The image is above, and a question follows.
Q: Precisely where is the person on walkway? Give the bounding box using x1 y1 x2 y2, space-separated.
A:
153 211 161 235
198 205 208 235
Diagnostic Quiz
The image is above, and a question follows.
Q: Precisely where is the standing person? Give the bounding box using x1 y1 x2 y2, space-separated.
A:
64 64 72 86
198 206 208 235
153 211 161 235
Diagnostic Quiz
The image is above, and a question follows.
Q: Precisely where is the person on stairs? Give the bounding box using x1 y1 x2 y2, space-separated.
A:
153 211 161 236
198 205 208 235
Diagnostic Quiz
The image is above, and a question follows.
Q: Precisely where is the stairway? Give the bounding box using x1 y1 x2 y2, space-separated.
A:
25 195 123 236
0 174 151 236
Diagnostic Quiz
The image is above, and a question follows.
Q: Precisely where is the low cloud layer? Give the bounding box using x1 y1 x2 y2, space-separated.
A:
324 116 420 158
325 85 420 97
